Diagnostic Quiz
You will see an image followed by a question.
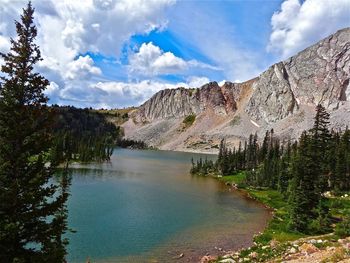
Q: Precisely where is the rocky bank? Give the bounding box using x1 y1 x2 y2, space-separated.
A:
202 234 350 263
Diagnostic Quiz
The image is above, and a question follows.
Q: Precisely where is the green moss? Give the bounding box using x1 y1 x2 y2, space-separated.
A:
214 176 350 262
248 189 286 210
183 114 196 127
219 172 247 188
230 115 241 126
219 172 304 244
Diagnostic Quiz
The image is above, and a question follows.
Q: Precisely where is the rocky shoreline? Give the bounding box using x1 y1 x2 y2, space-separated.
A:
199 234 350 263
198 177 350 263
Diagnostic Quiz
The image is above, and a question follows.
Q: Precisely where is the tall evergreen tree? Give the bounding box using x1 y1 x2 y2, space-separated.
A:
288 132 319 232
311 104 331 193
0 3 69 262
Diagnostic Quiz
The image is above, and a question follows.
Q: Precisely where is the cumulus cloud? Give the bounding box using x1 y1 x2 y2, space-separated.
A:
128 42 220 77
0 0 176 107
268 0 350 58
0 35 10 53
186 76 210 88
52 77 209 109
128 42 187 76
64 55 102 80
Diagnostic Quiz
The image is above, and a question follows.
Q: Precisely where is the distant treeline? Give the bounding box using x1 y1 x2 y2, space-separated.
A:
50 105 120 163
116 138 149 149
191 105 350 234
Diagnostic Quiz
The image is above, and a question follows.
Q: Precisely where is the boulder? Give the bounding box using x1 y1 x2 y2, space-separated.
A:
200 255 216 263
300 243 319 255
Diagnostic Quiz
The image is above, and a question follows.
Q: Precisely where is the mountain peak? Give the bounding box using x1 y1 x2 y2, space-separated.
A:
123 28 350 153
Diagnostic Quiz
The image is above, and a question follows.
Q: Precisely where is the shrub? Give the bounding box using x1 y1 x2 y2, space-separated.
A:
183 114 196 127
335 211 350 238
230 115 241 126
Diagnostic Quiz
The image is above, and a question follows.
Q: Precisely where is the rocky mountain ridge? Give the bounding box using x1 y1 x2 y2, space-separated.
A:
123 28 350 153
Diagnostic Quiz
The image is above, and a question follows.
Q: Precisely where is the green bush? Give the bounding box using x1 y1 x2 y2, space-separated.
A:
183 114 196 127
230 115 241 126
335 211 350 238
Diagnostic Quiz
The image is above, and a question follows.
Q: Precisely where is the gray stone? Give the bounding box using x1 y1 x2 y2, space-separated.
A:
246 28 350 123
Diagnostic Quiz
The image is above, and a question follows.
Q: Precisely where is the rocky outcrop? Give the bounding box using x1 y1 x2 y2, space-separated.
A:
246 27 350 122
134 79 255 123
245 62 298 122
123 28 350 152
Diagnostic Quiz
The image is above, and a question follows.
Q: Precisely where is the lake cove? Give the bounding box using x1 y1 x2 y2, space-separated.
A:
66 149 271 262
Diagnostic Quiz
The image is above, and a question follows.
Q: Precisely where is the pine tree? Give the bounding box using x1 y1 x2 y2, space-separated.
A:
0 3 69 262
288 132 318 232
311 104 331 193
278 144 290 195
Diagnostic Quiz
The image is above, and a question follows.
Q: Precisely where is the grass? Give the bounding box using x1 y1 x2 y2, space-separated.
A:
219 172 247 187
219 171 304 244
215 174 350 262
249 188 304 243
182 114 196 128
230 115 241 126
93 107 136 125
188 88 197 96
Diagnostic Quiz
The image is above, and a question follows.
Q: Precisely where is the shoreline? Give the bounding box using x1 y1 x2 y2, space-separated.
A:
201 173 350 262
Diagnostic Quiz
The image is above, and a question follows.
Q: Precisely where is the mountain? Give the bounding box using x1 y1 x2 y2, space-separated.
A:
122 28 350 153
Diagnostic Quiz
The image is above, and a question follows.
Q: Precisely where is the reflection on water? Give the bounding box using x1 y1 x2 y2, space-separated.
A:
66 149 270 263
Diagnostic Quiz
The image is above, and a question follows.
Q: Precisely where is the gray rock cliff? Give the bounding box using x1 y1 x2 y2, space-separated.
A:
246 27 350 122
135 81 244 122
124 28 350 152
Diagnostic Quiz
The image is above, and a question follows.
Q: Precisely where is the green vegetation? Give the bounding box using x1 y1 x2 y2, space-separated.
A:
0 3 69 261
188 88 196 96
332 197 350 238
183 114 196 128
220 173 304 243
230 115 241 126
51 105 119 163
219 172 247 188
93 107 135 125
191 104 350 246
116 138 151 149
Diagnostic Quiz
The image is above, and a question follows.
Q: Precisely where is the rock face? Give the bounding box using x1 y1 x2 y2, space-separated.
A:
123 28 350 152
246 27 350 122
135 82 241 122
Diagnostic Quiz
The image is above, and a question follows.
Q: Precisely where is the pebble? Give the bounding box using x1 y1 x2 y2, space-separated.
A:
299 243 319 255
200 255 216 263
289 247 297 254
309 239 317 244
249 251 258 258
219 259 236 263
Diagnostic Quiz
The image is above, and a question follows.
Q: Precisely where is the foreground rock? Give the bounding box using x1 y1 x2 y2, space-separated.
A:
213 234 350 263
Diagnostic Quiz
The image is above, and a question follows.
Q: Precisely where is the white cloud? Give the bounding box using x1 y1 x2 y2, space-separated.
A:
0 35 10 53
50 0 175 56
218 80 227 87
50 76 210 108
268 0 350 58
129 42 187 76
187 76 210 88
64 55 102 80
0 0 176 107
128 42 220 77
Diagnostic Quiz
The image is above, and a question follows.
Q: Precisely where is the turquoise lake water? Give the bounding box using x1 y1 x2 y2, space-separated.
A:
66 149 270 263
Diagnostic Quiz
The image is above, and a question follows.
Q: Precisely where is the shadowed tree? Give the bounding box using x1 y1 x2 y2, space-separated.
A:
0 3 69 262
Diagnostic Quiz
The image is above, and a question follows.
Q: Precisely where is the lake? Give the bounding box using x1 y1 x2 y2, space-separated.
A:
66 149 270 262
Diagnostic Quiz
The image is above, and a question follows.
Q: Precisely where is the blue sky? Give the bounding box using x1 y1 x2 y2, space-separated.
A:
0 0 349 108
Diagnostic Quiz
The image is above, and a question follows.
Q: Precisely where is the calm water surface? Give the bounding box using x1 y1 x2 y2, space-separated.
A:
66 149 270 263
